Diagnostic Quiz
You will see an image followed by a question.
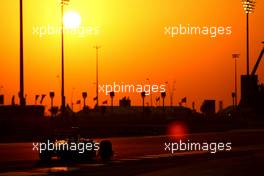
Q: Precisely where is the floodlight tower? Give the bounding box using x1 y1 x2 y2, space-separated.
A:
232 54 240 107
242 0 256 75
60 0 70 112
19 0 25 106
94 45 101 107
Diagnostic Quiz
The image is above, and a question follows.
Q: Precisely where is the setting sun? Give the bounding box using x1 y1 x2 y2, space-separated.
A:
63 11 81 29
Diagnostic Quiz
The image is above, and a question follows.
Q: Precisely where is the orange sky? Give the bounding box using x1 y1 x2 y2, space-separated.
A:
0 0 263 112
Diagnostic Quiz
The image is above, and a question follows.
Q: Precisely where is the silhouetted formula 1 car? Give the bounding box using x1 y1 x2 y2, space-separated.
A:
38 131 113 162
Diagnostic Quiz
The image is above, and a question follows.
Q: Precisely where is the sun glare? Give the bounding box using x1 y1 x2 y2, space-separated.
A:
63 11 81 29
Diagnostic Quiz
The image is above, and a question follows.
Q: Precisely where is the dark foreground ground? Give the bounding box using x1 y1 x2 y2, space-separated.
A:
0 129 264 175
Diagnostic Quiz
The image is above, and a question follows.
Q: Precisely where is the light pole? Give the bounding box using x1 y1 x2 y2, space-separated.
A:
161 92 166 112
94 45 101 107
146 78 152 107
82 92 87 109
110 91 115 110
232 92 236 110
71 87 75 110
50 91 55 109
60 0 69 112
19 0 25 106
232 54 240 108
242 0 256 75
165 81 176 108
141 92 146 111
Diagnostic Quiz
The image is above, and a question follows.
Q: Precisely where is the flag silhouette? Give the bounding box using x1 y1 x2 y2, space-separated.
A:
35 95 39 103
181 97 187 103
102 100 108 104
40 94 46 104
156 97 160 102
